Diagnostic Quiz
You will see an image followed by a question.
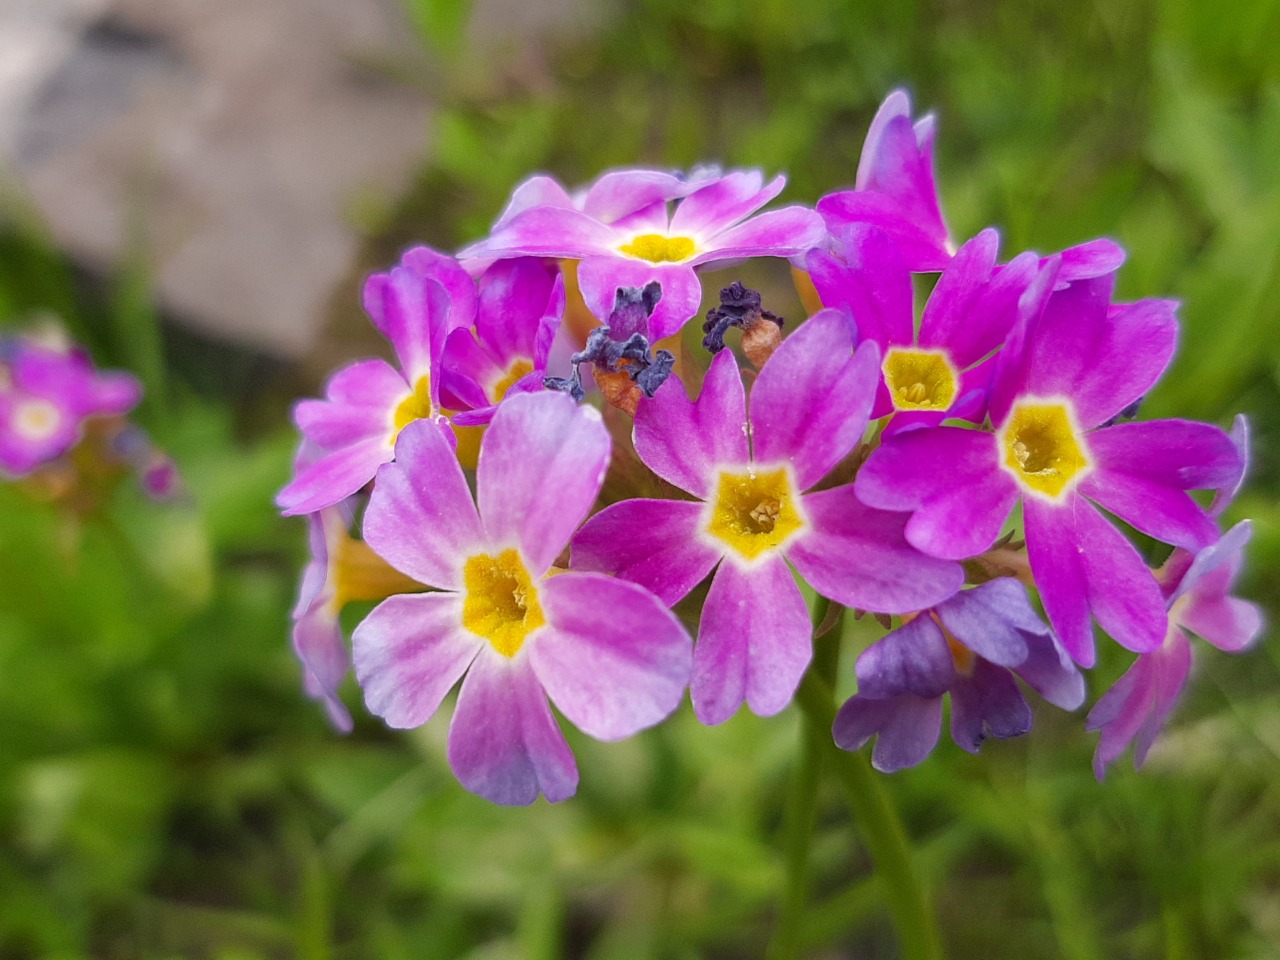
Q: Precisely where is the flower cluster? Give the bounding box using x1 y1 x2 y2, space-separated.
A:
278 90 1262 804
0 327 178 508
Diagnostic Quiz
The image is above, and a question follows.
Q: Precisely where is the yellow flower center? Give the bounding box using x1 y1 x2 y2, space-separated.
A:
461 549 546 658
882 347 958 411
12 399 62 441
391 375 433 442
489 358 535 404
999 399 1091 499
618 233 697 264
705 466 806 562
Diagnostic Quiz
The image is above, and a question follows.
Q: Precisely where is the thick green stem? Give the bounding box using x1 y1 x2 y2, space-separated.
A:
794 671 945 960
767 598 840 960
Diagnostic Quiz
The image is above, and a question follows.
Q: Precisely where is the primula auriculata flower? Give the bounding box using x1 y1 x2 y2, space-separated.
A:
1088 417 1262 776
816 89 954 271
460 168 825 340
807 226 1038 430
0 334 141 477
856 265 1242 666
277 248 476 516
572 309 964 725
834 578 1084 771
353 391 692 805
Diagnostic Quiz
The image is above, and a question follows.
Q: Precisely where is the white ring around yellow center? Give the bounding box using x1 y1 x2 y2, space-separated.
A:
702 464 807 564
996 397 1092 501
12 398 62 442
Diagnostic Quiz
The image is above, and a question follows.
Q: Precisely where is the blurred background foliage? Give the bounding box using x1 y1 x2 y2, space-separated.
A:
0 0 1278 956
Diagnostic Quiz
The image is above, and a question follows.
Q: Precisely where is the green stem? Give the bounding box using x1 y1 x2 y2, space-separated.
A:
768 598 841 960
794 670 945 960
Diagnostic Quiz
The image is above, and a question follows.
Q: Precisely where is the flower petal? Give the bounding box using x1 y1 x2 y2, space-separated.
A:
277 437 392 516
464 206 618 261
933 578 1040 668
581 169 692 223
634 348 748 499
531 572 692 740
669 170 772 236
750 311 876 490
805 225 913 349
477 391 611 575
352 592 481 729
1081 469 1219 552
949 660 1031 753
475 258 559 367
577 258 703 341
1076 501 1168 655
447 648 578 805
789 486 964 613
693 206 826 263
692 556 812 724
363 265 452 386
570 498 721 605
855 614 956 699
833 694 944 772
1024 495 1095 666
1088 418 1242 491
364 420 484 590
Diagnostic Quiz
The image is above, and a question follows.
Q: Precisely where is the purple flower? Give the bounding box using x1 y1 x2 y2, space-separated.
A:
571 309 964 725
807 225 1040 428
460 169 825 340
352 391 692 805
833 578 1084 771
816 89 954 272
440 258 566 426
856 267 1242 666
276 247 474 516
0 335 141 477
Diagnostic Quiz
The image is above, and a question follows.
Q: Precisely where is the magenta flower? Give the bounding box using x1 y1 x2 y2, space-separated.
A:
352 391 692 805
276 247 474 516
440 258 566 426
816 89 954 272
855 267 1243 666
807 225 1039 429
0 335 141 476
460 169 825 340
833 578 1084 771
571 310 964 725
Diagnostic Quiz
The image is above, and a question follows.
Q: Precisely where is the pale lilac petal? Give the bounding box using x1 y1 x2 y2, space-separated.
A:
475 258 558 367
277 437 391 516
352 592 482 729
363 267 451 386
633 348 748 499
933 578 1040 668
805 225 913 348
854 614 956 699
670 170 777 236
477 391 611 575
363 420 485 590
400 246 479 330
610 199 671 235
949 661 1031 753
1024 496 1095 667
692 557 812 724
570 499 721 605
789 486 964 613
293 605 352 733
493 175 574 230
1082 469 1219 551
1211 415 1250 516
1076 501 1168 655
465 206 618 261
855 90 913 189
581 169 699 223
577 258 703 341
749 311 875 490
1182 594 1263 654
1131 632 1192 766
447 649 578 805
693 206 826 263
1014 629 1086 711
1087 654 1158 779
833 694 944 773
1177 523 1263 652
1024 275 1178 428
532 572 692 740
854 427 1015 560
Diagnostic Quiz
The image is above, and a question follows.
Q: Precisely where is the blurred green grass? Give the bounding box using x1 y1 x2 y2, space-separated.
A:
1 0 1278 957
